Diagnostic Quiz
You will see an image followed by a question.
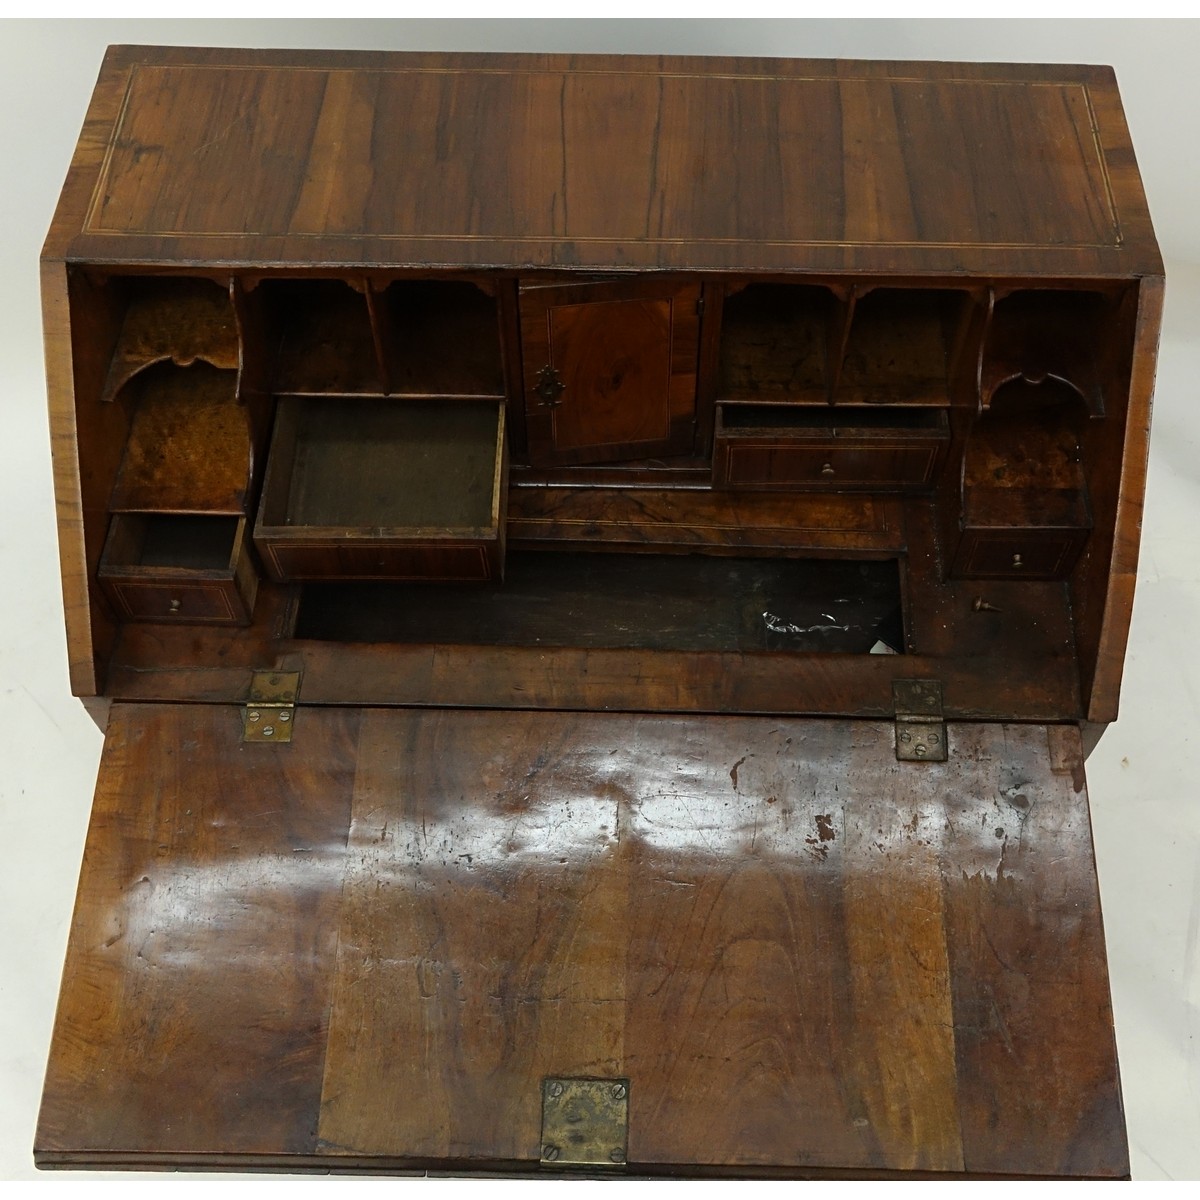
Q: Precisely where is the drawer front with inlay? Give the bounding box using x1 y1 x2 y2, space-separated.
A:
103 578 246 624
952 530 1089 580
717 439 944 490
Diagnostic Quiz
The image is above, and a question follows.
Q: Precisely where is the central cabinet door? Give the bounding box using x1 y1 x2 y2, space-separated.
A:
519 279 702 466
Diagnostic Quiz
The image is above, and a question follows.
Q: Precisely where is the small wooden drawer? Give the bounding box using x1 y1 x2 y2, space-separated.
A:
713 406 948 490
254 396 507 582
952 484 1092 580
98 513 257 624
952 529 1089 580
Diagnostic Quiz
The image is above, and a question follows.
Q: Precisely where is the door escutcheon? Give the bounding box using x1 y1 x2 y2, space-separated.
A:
534 364 566 408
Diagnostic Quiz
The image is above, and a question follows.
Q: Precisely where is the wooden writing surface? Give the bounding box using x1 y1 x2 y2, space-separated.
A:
38 705 1125 1177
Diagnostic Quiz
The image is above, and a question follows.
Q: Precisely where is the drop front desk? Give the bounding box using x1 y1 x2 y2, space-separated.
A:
36 47 1163 1178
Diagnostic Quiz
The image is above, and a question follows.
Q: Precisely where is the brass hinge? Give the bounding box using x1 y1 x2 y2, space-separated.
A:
540 1077 629 1168
242 670 301 744
893 679 947 762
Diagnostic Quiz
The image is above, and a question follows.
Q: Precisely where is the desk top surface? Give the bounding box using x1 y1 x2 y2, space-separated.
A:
47 46 1161 278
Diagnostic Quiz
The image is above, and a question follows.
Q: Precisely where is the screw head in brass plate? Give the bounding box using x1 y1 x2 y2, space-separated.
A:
540 1077 629 1168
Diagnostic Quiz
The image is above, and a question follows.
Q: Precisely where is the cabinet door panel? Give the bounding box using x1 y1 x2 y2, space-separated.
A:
520 280 700 466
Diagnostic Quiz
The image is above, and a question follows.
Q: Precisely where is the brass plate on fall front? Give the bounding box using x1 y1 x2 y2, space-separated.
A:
540 1078 630 1168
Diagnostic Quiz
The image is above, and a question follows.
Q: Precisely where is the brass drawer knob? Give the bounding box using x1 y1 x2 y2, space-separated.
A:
1012 553 1024 568
168 598 181 613
821 462 835 476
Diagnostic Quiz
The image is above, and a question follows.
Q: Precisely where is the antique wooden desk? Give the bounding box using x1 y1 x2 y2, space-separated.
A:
36 47 1162 1178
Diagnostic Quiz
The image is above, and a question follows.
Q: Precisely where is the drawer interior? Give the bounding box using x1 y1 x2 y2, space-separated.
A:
101 513 243 574
258 396 505 533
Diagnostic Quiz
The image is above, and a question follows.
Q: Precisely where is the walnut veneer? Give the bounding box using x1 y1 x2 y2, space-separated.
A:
36 47 1162 1179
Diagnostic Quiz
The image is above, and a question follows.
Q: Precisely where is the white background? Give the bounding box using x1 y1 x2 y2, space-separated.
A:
1 17 1198 1184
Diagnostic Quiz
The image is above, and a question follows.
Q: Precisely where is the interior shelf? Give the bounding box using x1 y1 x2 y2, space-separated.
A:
718 284 966 407
99 276 239 405
376 280 505 397
262 279 384 394
717 283 835 403
981 289 1112 414
108 513 244 570
835 288 966 405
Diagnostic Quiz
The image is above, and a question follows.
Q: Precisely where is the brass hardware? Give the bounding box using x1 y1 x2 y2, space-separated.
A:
168 598 181 613
893 679 947 763
540 1077 629 1168
972 597 1003 613
1012 553 1024 568
534 364 566 408
821 462 836 476
242 670 300 744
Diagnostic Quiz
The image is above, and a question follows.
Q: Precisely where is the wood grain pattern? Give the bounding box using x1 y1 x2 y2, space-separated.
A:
941 724 1127 1176
37 703 361 1160
37 706 1125 1177
519 280 701 466
109 364 251 514
1077 276 1164 721
38 50 1160 1179
44 265 131 696
98 276 239 404
75 59 1141 276
42 49 1162 726
506 486 904 554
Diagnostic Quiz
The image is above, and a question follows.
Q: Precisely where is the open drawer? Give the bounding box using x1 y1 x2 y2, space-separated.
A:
254 396 508 582
36 703 1126 1178
98 513 257 625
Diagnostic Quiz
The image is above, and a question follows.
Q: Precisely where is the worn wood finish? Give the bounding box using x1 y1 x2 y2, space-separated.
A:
41 49 1162 714
55 49 1159 280
293 555 903 654
519 280 701 466
37 703 361 1161
98 276 239 404
101 643 1082 729
263 279 384 394
39 48 1161 1179
376 279 505 398
718 283 833 403
37 706 1124 1177
713 407 948 491
837 287 964 405
98 513 257 625
506 486 905 555
253 397 507 582
109 364 251 515
1074 277 1164 722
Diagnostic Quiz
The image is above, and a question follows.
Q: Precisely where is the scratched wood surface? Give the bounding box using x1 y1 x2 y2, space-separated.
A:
52 49 1160 280
37 704 1125 1177
40 48 1162 731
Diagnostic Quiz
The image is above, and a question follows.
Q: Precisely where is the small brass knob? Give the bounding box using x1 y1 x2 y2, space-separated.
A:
1012 553 1024 568
821 462 835 477
168 598 181 613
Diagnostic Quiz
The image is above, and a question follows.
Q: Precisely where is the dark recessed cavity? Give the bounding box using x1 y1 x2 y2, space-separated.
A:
294 553 905 654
